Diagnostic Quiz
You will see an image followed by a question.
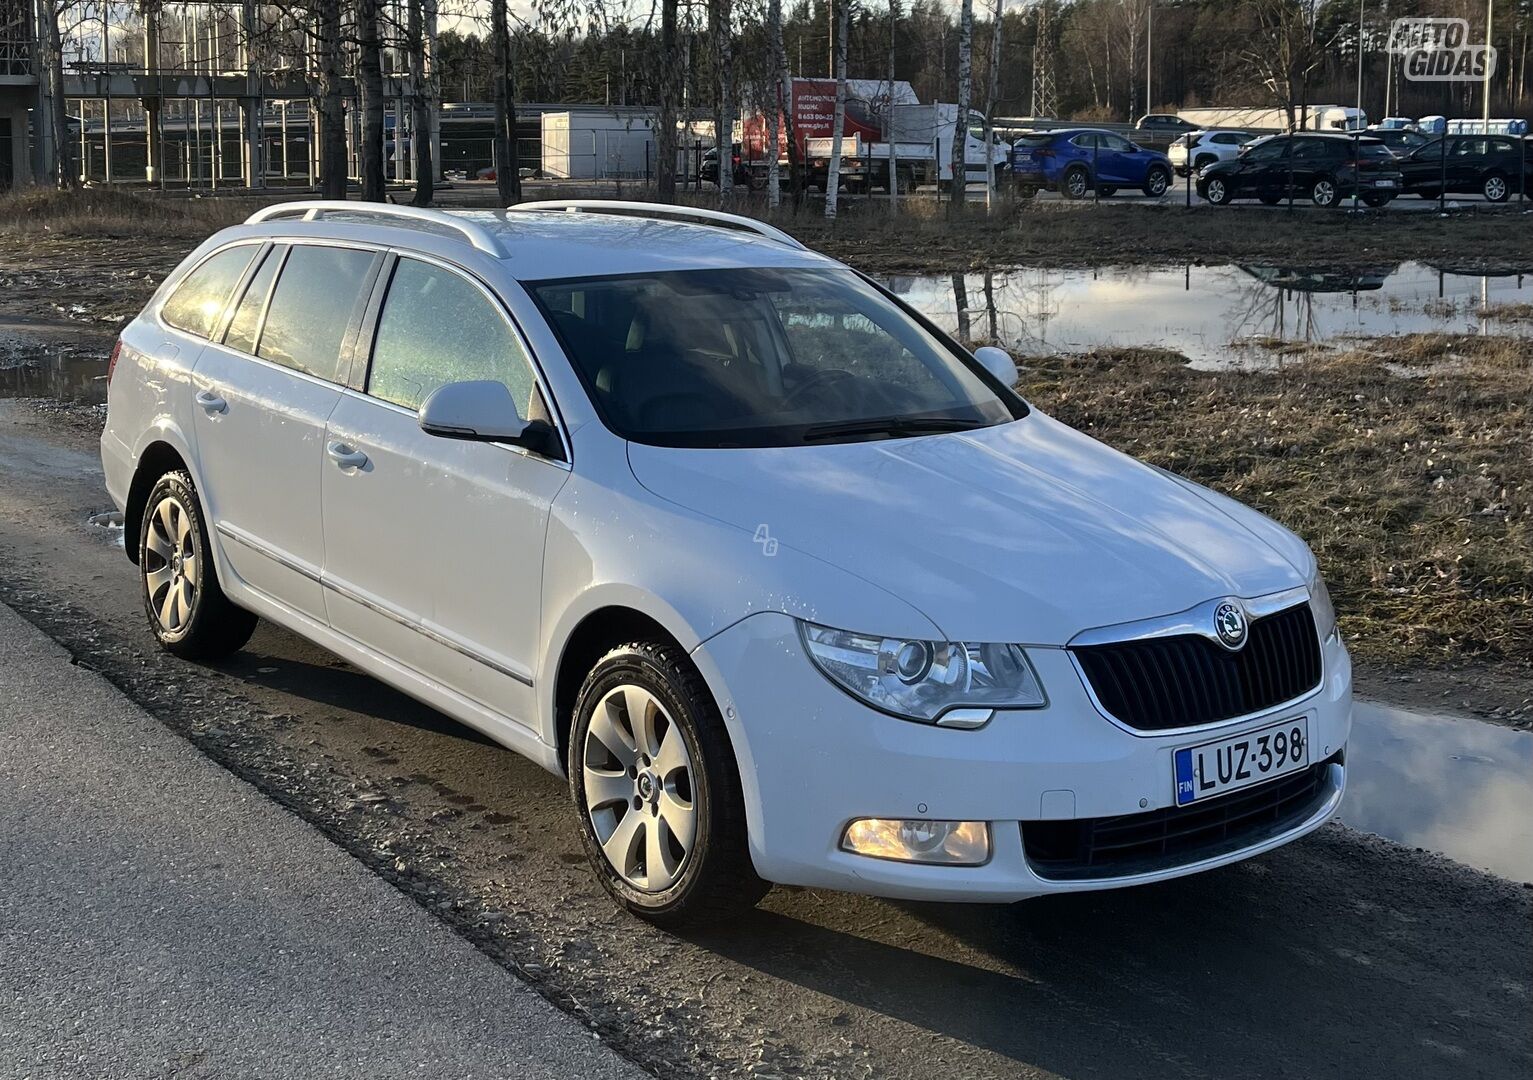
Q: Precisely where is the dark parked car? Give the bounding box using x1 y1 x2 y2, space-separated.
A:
699 143 755 189
1398 135 1533 202
1135 113 1197 135
1011 129 1174 198
1197 134 1403 207
1367 128 1432 158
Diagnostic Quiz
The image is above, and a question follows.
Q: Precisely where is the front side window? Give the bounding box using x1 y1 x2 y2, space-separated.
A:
530 267 1019 449
1243 139 1287 162
257 245 376 382
1100 134 1134 152
368 258 537 414
161 245 257 339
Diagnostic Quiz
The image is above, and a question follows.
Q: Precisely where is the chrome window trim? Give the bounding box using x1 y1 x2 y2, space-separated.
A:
1066 586 1323 740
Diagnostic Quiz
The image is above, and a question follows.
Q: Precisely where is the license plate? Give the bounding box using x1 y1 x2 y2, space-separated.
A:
1375 179 1397 187
1015 151 1035 162
1174 717 1310 807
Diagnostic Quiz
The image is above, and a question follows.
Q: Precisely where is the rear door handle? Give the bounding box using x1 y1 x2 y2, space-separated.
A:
326 441 369 470
195 390 227 414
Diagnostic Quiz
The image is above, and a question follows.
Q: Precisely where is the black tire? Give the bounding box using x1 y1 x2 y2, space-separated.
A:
1416 188 1441 200
1061 165 1091 200
1142 165 1171 197
1098 185 1117 197
1311 176 1340 207
1361 192 1393 208
1204 176 1233 205
569 640 768 927
138 470 257 660
1194 154 1216 173
1259 193 1283 205
1482 171 1509 203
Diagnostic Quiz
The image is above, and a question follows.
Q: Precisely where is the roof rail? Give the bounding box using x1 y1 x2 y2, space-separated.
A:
244 201 504 257
509 200 807 250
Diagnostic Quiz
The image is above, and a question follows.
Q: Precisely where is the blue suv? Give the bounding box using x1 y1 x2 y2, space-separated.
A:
1011 129 1174 199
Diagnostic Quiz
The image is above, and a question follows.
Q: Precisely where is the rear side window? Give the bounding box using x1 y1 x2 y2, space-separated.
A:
161 246 257 339
367 258 537 414
257 245 376 382
223 246 281 355
1014 134 1054 148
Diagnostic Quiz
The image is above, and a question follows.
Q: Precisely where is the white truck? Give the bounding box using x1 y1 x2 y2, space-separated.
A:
1176 105 1368 133
741 79 1009 192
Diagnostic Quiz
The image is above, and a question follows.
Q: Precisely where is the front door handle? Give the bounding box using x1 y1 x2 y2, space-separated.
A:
195 390 227 414
326 441 369 470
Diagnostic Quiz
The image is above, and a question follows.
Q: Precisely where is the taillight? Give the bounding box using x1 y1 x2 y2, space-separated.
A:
107 338 123 383
1036 148 1055 158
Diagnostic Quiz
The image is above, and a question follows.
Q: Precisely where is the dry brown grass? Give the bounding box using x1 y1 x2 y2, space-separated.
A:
1020 334 1533 672
0 187 257 239
1480 302 1533 323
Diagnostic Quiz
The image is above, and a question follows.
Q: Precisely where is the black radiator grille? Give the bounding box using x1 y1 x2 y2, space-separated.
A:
1022 757 1337 880
1071 602 1323 731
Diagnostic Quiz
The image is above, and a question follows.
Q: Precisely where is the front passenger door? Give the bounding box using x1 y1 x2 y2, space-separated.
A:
321 255 570 728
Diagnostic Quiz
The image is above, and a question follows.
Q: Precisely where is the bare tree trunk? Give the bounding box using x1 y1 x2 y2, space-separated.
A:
316 0 348 199
983 0 1003 206
358 0 386 202
656 0 679 199
491 0 521 203
407 0 435 205
39 0 77 188
887 0 900 212
767 0 785 208
949 0 973 216
711 0 733 199
823 0 851 218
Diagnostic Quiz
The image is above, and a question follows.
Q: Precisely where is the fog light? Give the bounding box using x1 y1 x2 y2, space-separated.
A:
841 818 990 865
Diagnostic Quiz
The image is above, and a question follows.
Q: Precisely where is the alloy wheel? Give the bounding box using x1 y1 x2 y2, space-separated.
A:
1312 179 1337 206
1207 179 1227 204
582 683 698 892
143 494 198 634
1147 169 1168 196
1066 170 1087 198
1484 175 1508 202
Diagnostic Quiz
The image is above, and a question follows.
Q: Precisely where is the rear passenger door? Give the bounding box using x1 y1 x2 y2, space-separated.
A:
191 242 383 623
320 254 569 728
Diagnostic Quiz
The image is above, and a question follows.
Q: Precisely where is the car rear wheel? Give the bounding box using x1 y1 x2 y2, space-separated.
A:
1482 172 1509 202
1142 165 1170 197
1194 154 1216 172
1259 193 1283 205
1311 177 1339 207
139 470 257 660
1205 177 1233 205
570 641 768 926
1062 166 1090 199
1361 192 1394 208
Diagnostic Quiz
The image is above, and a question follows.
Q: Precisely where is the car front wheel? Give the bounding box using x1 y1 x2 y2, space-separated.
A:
138 470 257 659
570 641 768 926
1205 177 1233 204
1311 177 1339 207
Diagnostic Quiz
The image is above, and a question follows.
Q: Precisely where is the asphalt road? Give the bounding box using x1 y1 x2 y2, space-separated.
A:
0 600 643 1080
0 398 1529 1080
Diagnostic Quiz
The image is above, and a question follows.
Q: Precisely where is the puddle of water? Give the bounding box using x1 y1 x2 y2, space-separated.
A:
1340 701 1533 882
0 336 109 405
884 262 1533 369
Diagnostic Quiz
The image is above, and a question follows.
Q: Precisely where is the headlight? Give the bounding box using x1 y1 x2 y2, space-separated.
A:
797 621 1046 725
1310 572 1338 641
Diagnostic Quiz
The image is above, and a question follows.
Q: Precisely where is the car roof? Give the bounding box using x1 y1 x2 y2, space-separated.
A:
226 202 839 281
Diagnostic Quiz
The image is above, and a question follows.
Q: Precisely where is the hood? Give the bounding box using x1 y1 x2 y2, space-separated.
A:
626 412 1309 644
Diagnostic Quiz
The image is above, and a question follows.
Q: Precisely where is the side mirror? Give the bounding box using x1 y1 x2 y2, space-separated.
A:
418 380 562 459
973 345 1019 388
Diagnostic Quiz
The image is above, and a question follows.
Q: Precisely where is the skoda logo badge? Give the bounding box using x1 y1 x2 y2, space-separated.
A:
1214 600 1248 650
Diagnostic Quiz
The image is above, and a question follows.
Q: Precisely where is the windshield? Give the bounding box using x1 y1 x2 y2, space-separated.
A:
528 267 1020 449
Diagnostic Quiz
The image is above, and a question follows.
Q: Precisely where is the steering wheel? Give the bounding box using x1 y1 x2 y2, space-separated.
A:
783 368 858 408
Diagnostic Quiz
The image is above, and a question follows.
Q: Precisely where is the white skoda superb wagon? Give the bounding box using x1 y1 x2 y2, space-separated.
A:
101 200 1352 924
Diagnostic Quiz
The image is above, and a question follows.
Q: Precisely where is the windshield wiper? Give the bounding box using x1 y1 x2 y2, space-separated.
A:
800 416 987 443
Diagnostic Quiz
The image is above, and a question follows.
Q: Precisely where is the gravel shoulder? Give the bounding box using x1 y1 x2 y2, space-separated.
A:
0 598 644 1080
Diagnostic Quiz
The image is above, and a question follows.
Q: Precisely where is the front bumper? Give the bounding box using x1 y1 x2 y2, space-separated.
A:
692 612 1352 903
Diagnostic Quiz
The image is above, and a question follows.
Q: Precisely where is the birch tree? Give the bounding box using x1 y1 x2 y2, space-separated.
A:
823 0 850 219
37 0 77 188
949 0 973 216
982 0 1002 205
710 0 734 198
491 0 521 202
